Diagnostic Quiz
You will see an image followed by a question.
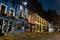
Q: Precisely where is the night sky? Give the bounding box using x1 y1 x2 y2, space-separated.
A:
38 0 60 15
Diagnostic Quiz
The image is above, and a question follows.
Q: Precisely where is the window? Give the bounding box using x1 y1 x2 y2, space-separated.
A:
19 12 23 19
20 5 23 10
37 16 38 21
28 15 31 22
35 14 37 21
1 5 6 13
14 23 21 30
3 20 8 32
0 3 7 15
24 15 26 19
25 8 28 19
32 26 34 30
14 23 18 30
18 23 21 30
3 0 8 3
19 5 24 19
12 0 15 7
8 22 13 32
9 8 15 17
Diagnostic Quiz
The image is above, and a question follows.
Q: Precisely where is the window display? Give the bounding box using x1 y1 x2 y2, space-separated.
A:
32 25 34 32
14 23 21 30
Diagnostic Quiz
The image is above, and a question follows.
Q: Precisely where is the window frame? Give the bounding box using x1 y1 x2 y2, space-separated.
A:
9 8 15 17
0 3 7 14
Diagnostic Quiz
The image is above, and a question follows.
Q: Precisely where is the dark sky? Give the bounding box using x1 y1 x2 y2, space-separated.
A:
38 0 60 15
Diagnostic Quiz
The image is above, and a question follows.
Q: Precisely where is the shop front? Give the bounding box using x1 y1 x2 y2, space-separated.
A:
41 24 49 32
3 19 15 34
21 21 27 32
28 23 35 32
0 17 15 34
12 19 28 34
28 11 35 32
35 21 39 32
2 20 8 33
23 21 28 32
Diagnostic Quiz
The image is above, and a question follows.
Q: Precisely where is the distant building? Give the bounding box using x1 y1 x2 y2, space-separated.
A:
28 0 49 32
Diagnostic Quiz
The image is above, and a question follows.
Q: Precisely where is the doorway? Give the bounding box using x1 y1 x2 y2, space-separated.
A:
8 22 13 32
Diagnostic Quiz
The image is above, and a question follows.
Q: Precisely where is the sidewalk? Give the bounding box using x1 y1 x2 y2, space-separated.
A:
0 32 60 40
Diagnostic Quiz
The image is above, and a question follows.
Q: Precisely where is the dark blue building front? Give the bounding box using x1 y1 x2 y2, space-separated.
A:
0 0 28 34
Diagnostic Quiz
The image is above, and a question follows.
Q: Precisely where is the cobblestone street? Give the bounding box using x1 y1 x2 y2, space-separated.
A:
0 32 60 40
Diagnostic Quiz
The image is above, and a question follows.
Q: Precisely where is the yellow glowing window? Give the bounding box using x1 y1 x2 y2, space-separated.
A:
0 3 7 14
9 8 15 16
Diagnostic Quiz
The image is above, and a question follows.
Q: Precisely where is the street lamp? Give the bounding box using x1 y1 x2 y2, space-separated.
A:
23 2 27 6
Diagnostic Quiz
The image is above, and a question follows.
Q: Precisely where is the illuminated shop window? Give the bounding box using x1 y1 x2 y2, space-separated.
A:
8 22 13 32
0 3 7 15
32 26 34 32
2 20 8 32
14 23 17 30
18 23 21 30
9 8 15 17
32 26 34 30
14 23 21 30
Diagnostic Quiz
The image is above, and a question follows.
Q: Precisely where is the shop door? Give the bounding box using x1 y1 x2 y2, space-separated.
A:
40 25 41 32
21 23 25 32
0 19 3 29
3 20 8 32
47 27 48 32
43 26 45 32
8 22 13 32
